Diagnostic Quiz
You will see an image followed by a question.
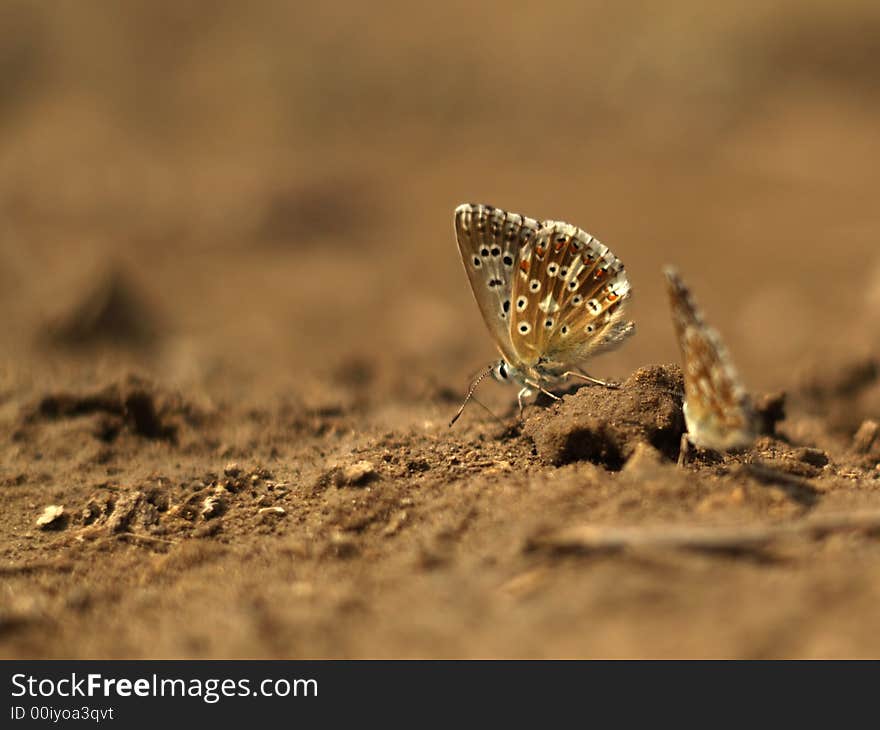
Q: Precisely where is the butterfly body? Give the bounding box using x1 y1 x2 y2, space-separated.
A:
664 266 756 454
681 396 754 452
454 203 634 415
488 354 569 407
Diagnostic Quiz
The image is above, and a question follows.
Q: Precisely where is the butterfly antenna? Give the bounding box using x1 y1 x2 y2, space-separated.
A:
449 364 494 427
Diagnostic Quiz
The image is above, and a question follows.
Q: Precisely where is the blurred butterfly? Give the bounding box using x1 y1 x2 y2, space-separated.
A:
664 266 756 463
450 203 634 425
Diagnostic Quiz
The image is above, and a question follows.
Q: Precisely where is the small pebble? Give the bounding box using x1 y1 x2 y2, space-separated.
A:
337 460 377 486
200 495 226 520
36 505 65 530
223 462 242 477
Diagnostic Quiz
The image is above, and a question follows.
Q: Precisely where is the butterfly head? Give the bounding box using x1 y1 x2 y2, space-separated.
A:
491 358 512 384
491 357 532 388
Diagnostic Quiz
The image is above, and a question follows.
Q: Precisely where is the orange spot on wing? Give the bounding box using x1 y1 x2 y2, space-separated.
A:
519 260 530 273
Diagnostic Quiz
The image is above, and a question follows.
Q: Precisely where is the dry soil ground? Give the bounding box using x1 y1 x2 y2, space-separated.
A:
2 1 880 658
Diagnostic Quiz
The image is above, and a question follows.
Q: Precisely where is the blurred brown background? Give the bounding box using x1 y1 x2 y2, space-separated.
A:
3 1 880 660
2 0 879 400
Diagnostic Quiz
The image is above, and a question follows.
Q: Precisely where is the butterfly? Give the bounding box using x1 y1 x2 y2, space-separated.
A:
664 266 756 462
450 203 634 424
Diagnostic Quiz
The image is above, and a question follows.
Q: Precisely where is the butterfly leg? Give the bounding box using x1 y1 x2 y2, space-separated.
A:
517 387 533 417
677 433 692 467
562 370 621 389
525 379 561 401
516 381 560 417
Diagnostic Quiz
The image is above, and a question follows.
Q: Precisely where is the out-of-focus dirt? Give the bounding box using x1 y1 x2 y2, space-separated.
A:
2 1 880 658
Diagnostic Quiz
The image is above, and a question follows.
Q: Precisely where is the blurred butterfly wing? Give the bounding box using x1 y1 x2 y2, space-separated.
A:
664 266 755 449
454 203 541 363
665 265 699 348
507 220 634 367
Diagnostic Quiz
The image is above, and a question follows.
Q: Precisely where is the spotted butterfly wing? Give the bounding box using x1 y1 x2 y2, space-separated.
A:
664 266 755 451
454 204 542 363
508 219 633 371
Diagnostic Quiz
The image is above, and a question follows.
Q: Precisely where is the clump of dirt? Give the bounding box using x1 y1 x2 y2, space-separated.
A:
38 464 287 548
316 460 380 490
24 374 185 442
523 363 791 470
523 364 685 468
